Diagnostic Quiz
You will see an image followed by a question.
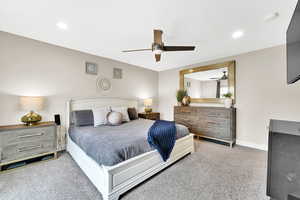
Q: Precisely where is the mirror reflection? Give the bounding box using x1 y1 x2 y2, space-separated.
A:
184 67 229 99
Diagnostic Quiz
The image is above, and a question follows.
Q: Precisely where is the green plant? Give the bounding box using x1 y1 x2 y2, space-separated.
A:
223 92 233 98
176 89 188 102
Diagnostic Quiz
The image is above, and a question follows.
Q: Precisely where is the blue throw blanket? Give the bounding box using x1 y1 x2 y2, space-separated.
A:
147 120 176 161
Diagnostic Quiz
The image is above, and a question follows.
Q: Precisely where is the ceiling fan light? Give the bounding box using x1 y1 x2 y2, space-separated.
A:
153 49 162 54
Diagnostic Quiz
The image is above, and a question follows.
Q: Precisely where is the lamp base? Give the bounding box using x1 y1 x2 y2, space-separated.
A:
144 108 152 113
21 111 42 126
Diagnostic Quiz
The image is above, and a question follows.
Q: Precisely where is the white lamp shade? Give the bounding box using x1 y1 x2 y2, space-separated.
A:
20 96 44 111
144 98 153 107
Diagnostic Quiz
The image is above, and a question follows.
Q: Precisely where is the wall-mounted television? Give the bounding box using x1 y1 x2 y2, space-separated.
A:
287 0 300 84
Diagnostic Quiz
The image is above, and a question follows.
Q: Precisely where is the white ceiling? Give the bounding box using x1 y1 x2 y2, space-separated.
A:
0 0 298 71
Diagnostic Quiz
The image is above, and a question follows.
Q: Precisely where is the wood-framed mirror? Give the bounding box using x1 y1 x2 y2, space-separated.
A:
179 60 236 104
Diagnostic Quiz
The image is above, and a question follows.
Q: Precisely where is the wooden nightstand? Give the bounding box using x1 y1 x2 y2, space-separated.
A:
0 122 58 171
138 112 160 120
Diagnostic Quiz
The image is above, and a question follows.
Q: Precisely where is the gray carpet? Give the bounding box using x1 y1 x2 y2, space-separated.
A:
0 140 268 200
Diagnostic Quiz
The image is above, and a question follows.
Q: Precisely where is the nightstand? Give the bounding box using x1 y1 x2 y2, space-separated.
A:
0 122 57 171
138 112 160 120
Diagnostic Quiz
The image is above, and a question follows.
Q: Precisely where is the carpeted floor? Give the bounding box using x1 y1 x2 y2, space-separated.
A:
0 140 269 200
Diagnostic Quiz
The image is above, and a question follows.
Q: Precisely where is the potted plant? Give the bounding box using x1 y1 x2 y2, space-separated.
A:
176 89 187 106
223 92 233 108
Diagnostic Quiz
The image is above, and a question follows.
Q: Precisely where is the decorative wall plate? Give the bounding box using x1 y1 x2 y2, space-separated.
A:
97 78 112 92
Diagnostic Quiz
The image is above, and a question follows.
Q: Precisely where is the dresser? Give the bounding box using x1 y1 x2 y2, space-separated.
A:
138 112 160 120
174 106 236 147
0 122 57 170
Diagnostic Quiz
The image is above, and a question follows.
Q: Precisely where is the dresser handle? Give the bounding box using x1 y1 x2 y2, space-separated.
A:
18 145 43 152
207 122 217 124
18 132 44 139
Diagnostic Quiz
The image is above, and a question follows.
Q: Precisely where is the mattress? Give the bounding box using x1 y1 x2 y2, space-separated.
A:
69 119 189 166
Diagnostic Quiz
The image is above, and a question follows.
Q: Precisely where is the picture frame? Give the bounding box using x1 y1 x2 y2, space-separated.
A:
113 68 122 79
85 62 98 75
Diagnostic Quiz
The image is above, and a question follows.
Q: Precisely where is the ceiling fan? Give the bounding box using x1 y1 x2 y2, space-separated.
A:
122 29 195 62
210 71 228 81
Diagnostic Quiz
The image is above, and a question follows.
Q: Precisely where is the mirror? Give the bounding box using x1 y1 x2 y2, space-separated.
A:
179 61 235 103
184 67 229 99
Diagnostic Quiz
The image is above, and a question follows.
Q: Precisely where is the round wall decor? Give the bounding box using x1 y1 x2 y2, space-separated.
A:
97 78 112 92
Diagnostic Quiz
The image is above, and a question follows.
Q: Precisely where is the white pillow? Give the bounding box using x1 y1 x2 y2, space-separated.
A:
107 111 123 125
111 106 130 122
92 107 111 127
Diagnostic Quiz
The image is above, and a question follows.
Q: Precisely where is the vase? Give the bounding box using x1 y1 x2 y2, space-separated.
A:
177 102 183 106
182 96 191 106
224 98 232 108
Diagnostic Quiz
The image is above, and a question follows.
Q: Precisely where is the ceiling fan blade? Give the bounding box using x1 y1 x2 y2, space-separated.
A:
163 46 195 51
154 30 163 45
122 48 152 53
155 54 161 62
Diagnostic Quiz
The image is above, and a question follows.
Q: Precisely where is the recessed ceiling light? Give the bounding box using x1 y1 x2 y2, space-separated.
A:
264 12 280 22
232 30 244 39
56 22 68 30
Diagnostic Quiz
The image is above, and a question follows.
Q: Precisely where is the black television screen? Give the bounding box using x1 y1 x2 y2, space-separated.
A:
287 1 300 84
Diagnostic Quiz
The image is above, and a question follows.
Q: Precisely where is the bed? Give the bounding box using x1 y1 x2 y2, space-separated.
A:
66 97 194 200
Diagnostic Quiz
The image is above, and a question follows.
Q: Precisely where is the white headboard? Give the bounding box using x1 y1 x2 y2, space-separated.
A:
66 97 138 130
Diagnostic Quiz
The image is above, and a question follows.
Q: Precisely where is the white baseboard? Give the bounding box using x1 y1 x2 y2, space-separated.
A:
236 140 268 151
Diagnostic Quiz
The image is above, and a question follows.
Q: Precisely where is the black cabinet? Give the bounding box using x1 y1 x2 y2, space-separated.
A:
267 119 300 200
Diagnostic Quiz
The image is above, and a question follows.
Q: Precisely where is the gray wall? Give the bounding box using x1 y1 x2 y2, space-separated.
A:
0 31 158 127
158 45 300 150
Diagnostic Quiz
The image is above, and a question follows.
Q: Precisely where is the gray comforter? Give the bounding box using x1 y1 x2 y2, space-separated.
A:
69 119 189 166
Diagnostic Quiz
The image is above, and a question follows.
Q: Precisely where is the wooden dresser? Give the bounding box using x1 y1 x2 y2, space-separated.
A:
174 106 236 147
0 122 57 171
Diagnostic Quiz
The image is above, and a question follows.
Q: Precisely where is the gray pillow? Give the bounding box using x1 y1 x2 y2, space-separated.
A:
72 110 94 127
127 107 138 120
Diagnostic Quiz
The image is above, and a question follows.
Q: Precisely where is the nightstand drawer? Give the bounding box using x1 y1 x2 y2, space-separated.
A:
146 114 159 120
138 113 160 120
1 140 56 163
1 126 56 145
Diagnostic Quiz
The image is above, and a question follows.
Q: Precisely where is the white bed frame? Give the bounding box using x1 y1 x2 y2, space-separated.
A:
66 97 194 200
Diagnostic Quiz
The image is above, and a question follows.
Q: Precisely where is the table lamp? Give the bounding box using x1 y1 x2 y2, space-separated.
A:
144 98 153 113
20 96 44 126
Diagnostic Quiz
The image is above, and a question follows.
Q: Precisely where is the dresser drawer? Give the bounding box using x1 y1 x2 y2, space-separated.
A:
1 126 56 145
204 110 230 119
1 139 56 163
204 119 230 129
201 128 231 140
174 106 193 114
